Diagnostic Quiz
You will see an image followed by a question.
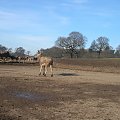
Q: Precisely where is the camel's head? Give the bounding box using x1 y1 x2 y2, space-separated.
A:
35 51 43 61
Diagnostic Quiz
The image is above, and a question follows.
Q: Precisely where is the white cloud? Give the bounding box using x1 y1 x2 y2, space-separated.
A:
0 9 45 32
0 33 55 54
39 6 70 27
0 10 17 24
72 0 88 4
0 7 70 32
50 13 70 26
20 35 52 42
0 10 15 16
0 10 27 28
90 10 113 17
61 0 88 8
59 16 70 25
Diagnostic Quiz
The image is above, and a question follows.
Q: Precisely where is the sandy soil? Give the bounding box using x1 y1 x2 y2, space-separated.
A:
0 64 120 120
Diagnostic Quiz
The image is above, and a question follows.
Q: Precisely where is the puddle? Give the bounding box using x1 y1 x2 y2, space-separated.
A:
13 91 52 101
84 91 94 95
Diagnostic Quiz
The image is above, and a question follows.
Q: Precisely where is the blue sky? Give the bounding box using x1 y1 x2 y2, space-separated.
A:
0 0 120 55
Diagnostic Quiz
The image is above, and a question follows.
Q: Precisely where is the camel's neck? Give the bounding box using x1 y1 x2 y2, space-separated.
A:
37 54 43 61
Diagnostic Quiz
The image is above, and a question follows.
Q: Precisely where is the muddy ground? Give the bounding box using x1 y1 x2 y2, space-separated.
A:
0 64 120 120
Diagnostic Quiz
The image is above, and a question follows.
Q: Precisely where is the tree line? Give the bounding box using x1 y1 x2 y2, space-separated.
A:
55 31 120 58
0 45 29 57
0 31 120 58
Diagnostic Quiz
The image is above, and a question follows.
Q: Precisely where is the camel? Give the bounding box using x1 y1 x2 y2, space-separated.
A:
36 51 53 77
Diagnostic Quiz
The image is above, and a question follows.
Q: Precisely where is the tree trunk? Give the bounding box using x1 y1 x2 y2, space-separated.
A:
98 50 101 58
70 52 73 58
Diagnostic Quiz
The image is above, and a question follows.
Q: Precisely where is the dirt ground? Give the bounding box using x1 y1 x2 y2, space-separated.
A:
0 64 120 120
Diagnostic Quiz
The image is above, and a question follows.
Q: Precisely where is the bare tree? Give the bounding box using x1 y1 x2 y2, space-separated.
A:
26 51 30 56
0 44 7 52
90 36 110 57
116 45 120 52
8 48 13 53
15 47 25 57
115 45 120 57
55 31 87 58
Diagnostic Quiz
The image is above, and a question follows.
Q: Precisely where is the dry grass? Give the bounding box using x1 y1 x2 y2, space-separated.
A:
55 58 120 73
0 58 120 73
0 62 120 120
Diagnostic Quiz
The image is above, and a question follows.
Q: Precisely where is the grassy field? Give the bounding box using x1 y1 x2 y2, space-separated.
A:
0 58 120 73
0 58 120 119
55 58 120 73
0 64 120 120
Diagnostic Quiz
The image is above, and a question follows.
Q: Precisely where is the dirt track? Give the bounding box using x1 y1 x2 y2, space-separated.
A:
0 64 120 120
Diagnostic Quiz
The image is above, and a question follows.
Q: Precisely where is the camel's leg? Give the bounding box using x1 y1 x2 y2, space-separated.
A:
39 65 42 76
42 66 46 76
50 65 53 77
45 66 47 76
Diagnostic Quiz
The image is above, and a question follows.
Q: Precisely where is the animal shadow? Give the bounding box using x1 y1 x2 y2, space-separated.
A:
59 73 79 76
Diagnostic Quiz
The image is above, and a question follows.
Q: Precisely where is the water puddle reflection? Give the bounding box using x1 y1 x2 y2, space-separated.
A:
13 91 51 101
